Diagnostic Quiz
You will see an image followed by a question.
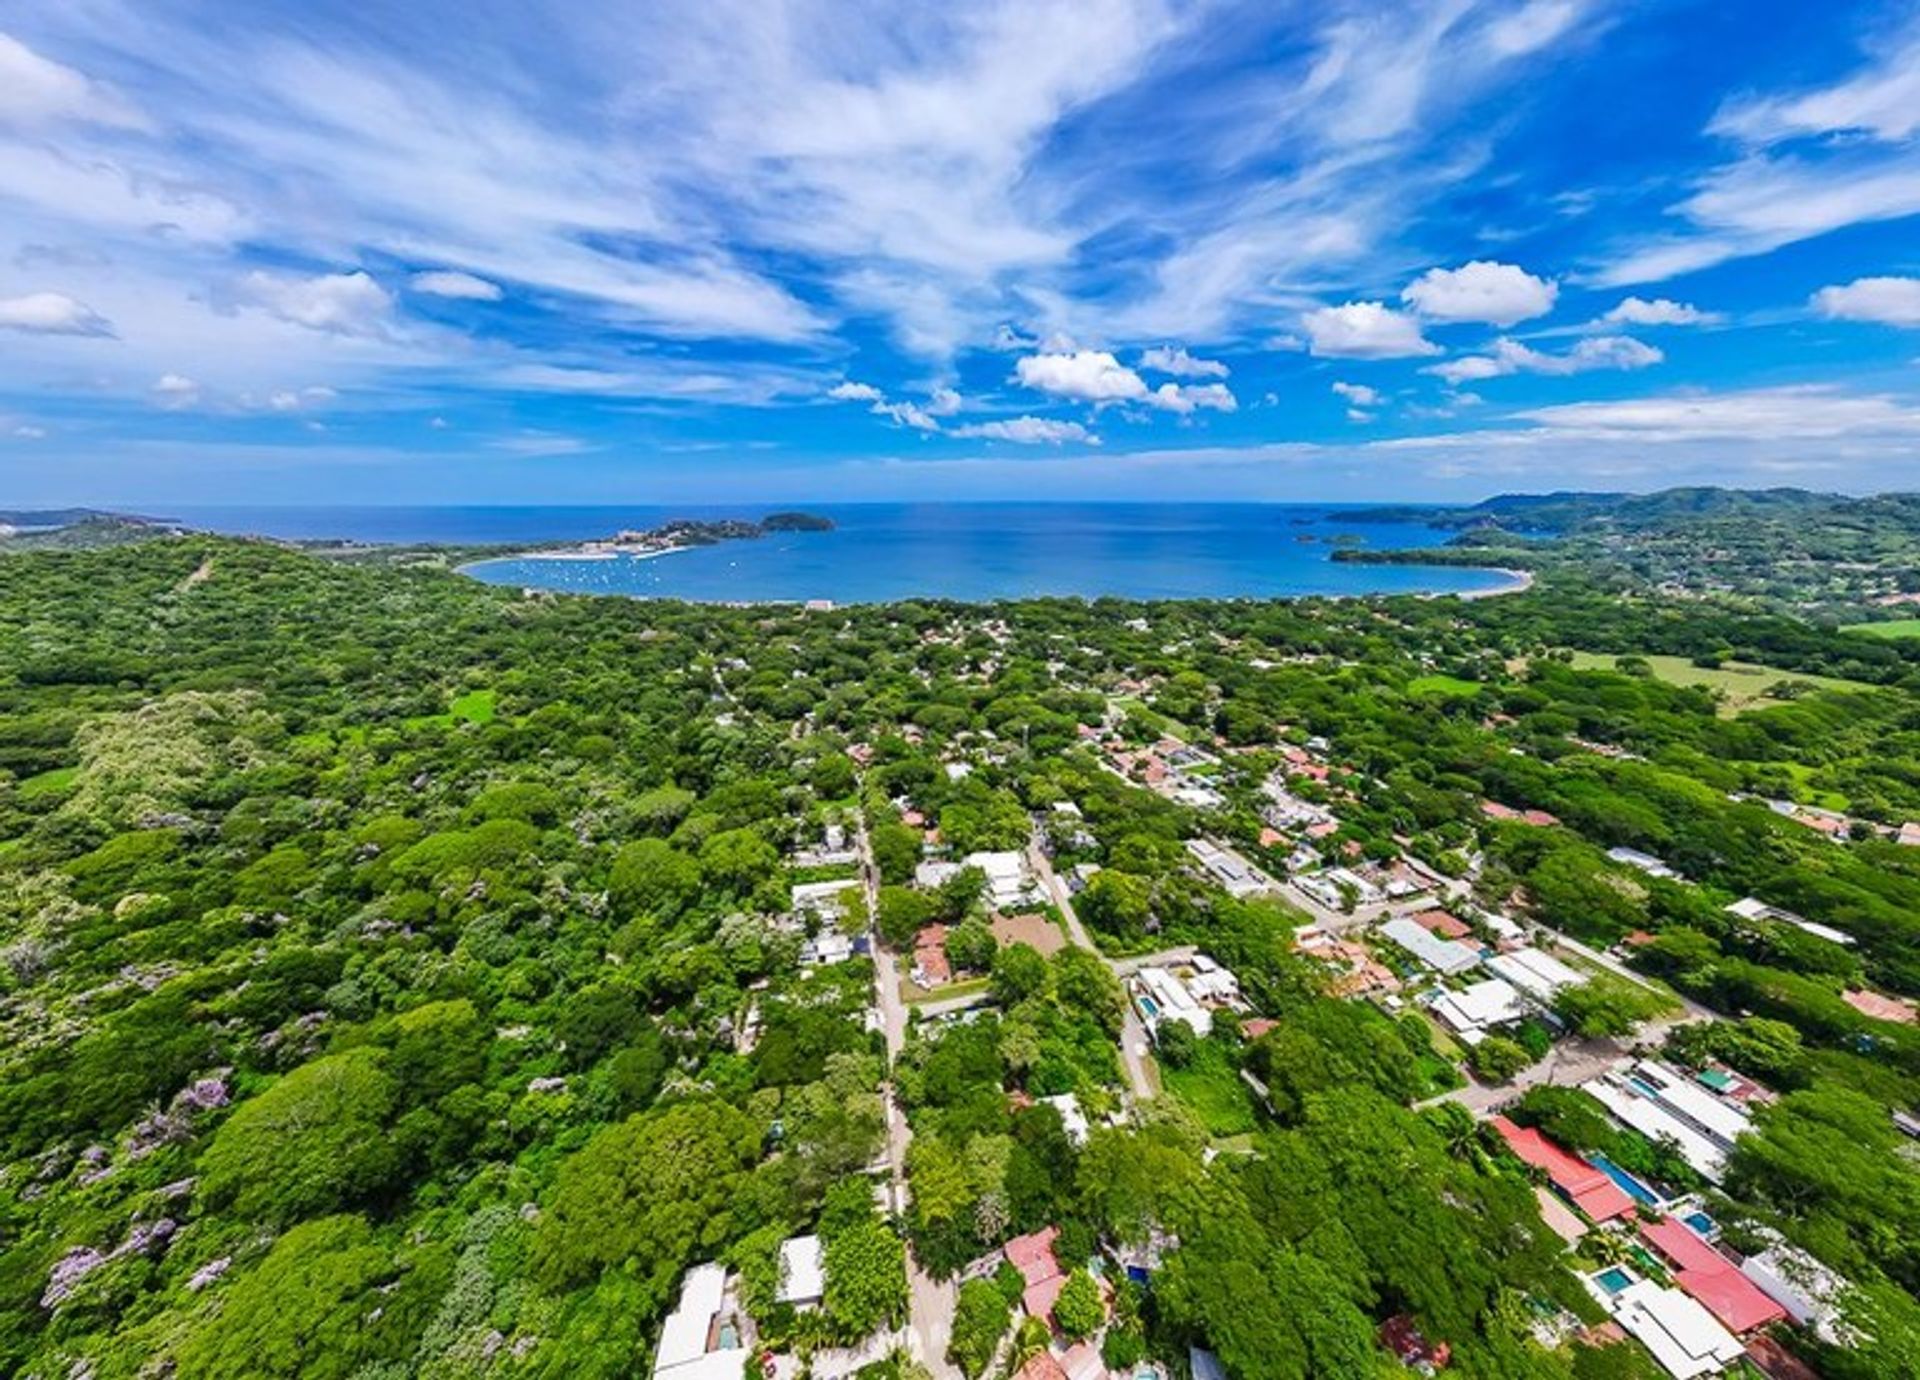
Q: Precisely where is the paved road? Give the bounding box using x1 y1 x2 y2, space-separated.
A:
858 821 963 1380
1027 838 1159 1101
1417 1034 1628 1114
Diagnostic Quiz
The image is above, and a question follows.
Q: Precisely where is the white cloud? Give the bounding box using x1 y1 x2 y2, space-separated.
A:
236 270 394 337
12 424 48 440
1331 381 1382 407
0 32 146 130
1513 385 1920 442
151 373 201 410
1139 345 1230 378
1301 301 1438 359
1427 334 1662 384
1402 260 1557 325
1146 381 1238 415
926 386 964 416
828 380 885 403
489 430 588 455
409 270 503 301
949 416 1096 445
1345 408 1374 424
1015 349 1149 403
871 400 940 432
1811 276 1920 327
1711 25 1920 145
1598 296 1718 327
1483 1 1585 59
0 290 115 336
266 386 338 412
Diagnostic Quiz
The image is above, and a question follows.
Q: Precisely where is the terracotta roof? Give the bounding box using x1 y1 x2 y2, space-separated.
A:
1004 1227 1062 1287
1413 909 1472 940
1024 1272 1067 1322
1489 1116 1635 1222
1637 1218 1786 1334
1017 1352 1070 1380
1241 1017 1279 1039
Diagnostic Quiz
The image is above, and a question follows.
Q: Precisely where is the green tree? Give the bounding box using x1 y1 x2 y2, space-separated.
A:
200 1050 401 1225
1470 1036 1532 1084
1052 1268 1103 1340
609 838 702 918
990 943 1050 1006
948 1278 1011 1378
823 1220 908 1340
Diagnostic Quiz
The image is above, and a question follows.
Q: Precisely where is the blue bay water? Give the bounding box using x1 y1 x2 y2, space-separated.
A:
169 503 1514 603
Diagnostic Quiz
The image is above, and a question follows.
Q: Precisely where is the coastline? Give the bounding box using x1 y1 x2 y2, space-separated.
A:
1455 567 1535 601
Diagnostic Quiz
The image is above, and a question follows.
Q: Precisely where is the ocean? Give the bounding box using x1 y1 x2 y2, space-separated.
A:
168 503 1515 603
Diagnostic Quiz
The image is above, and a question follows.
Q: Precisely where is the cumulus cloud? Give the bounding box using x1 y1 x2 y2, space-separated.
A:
1811 276 1920 327
926 387 964 416
827 380 885 402
0 291 115 337
1139 346 1230 379
1015 349 1151 403
1427 334 1662 384
872 400 940 432
236 270 394 337
1301 302 1439 359
409 270 504 301
1147 382 1238 415
1401 261 1557 325
1599 296 1718 327
151 373 201 410
1331 381 1382 407
949 416 1097 445
266 386 338 412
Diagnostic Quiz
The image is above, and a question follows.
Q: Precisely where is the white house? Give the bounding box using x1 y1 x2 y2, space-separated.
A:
1430 977 1527 1045
777 1235 825 1310
655 1264 750 1380
1609 1279 1744 1379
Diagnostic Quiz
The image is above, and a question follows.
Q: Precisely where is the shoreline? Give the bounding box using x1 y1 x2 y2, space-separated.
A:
1455 567 1535 601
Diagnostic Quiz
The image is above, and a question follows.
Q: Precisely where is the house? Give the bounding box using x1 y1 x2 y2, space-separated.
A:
654 1264 751 1380
964 850 1038 910
1185 838 1279 898
1039 1092 1091 1146
1058 1341 1106 1380
1607 1279 1745 1379
1430 977 1527 1045
1489 1116 1635 1223
1412 908 1472 940
1607 847 1679 880
1582 1061 1753 1184
1738 1238 1847 1343
776 1235 825 1310
1636 1217 1785 1334
1004 1226 1067 1323
1726 896 1855 948
1899 821 1920 847
912 925 952 988
1484 947 1587 1005
915 859 962 889
1132 965 1213 1037
792 878 861 920
798 931 855 968
1016 1354 1069 1380
1379 917 1481 976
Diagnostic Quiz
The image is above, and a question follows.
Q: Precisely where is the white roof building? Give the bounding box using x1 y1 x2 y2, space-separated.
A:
1430 977 1527 1044
1133 965 1212 1036
1484 947 1586 1004
963 850 1036 910
1727 896 1855 947
1185 838 1278 898
655 1264 750 1380
915 859 962 889
1581 1061 1752 1184
777 1235 825 1308
1607 847 1679 880
1040 1092 1091 1146
1380 917 1481 975
792 879 861 917
1740 1239 1848 1343
1610 1280 1744 1379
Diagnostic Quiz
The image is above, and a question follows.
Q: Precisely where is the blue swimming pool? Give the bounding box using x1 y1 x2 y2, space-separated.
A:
1589 1153 1662 1207
1684 1210 1716 1237
1594 1266 1634 1295
1138 996 1161 1018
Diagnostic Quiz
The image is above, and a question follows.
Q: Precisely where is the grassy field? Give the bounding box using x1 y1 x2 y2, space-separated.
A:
1842 618 1920 640
1407 673 1483 698
1566 652 1873 714
1161 1041 1259 1136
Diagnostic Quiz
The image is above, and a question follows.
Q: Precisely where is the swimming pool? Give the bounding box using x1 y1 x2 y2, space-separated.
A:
1594 1267 1634 1295
1138 996 1161 1018
1589 1152 1662 1207
1684 1210 1716 1237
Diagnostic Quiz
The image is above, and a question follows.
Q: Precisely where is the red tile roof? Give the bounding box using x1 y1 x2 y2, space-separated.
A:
1017 1352 1070 1380
1023 1272 1067 1323
1241 1017 1279 1039
1413 909 1472 940
1637 1218 1786 1334
1004 1226 1062 1286
1489 1117 1635 1222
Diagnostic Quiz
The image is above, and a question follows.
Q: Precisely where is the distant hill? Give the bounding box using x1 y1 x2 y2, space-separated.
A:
1356 486 1856 533
0 513 181 553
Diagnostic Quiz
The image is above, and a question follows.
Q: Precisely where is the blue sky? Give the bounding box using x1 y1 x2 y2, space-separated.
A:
3 0 1920 505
